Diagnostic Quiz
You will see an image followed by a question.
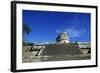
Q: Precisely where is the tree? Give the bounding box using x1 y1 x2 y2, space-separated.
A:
23 24 31 36
23 24 31 44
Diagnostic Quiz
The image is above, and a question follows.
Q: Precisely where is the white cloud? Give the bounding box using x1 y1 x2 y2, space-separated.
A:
66 28 86 38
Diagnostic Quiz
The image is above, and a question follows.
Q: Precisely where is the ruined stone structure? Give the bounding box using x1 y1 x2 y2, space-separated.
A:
30 31 90 56
38 31 82 56
56 32 69 44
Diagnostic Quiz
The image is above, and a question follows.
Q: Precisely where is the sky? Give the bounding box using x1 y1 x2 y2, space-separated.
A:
23 10 91 43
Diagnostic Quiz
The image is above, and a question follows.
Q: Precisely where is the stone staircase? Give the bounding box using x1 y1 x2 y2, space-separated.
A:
39 43 82 56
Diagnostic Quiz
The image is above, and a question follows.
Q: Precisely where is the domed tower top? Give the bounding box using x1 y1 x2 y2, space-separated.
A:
56 31 69 44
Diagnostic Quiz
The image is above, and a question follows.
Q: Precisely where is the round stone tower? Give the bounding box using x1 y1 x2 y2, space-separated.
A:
56 31 69 44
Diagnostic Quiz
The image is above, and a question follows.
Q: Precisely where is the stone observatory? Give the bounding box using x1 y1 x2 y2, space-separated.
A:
56 31 69 44
38 31 82 56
